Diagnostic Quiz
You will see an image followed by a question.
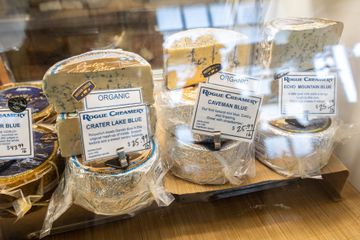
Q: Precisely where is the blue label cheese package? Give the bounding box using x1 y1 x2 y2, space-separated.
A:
255 118 338 177
41 139 174 237
43 49 155 113
0 125 63 218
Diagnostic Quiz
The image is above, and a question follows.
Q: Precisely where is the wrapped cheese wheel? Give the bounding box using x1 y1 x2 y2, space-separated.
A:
255 118 337 177
0 125 62 218
41 139 174 238
162 130 254 185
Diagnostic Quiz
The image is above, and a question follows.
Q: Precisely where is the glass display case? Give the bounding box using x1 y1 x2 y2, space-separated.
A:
1 0 360 239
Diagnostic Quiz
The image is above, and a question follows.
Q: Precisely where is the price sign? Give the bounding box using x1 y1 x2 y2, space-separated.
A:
191 83 262 142
279 72 337 116
0 109 34 160
78 104 150 163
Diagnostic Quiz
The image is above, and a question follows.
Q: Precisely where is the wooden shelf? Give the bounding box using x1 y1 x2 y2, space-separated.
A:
0 155 349 239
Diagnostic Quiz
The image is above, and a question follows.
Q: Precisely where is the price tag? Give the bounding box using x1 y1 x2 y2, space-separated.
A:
207 71 259 92
0 109 34 160
84 88 143 110
78 104 150 163
279 72 337 116
191 83 262 142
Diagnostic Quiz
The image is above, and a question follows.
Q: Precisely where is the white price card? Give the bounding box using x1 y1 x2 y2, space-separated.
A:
84 88 143 110
207 71 260 92
0 109 34 160
78 104 151 163
191 83 262 142
279 72 337 116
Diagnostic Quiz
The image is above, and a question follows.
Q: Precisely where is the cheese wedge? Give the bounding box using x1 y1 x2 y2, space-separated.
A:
259 18 343 72
43 49 154 113
164 28 251 90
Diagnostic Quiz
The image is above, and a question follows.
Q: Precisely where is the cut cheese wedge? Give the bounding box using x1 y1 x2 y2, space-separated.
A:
259 18 343 72
43 49 154 113
164 28 251 90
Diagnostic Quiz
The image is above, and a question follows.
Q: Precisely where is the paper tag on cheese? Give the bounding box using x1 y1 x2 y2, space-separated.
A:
207 71 260 92
0 109 34 160
279 72 337 116
83 88 143 110
78 104 151 163
191 83 262 142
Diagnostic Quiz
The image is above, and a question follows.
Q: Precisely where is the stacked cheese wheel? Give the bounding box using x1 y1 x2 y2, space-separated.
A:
0 125 62 218
43 49 157 157
47 139 163 216
158 28 255 185
41 50 173 233
255 118 337 177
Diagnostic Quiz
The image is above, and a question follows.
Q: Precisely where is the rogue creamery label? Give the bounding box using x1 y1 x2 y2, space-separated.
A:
0 109 34 160
191 83 262 142
280 72 337 116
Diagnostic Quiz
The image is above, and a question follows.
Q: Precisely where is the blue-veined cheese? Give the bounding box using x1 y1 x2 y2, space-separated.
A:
43 49 154 113
258 18 343 72
56 105 157 157
164 28 251 90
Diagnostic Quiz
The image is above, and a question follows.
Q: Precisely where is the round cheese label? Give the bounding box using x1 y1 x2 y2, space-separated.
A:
0 85 49 117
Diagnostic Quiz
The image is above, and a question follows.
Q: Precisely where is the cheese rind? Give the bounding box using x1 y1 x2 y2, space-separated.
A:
43 50 154 113
258 18 343 71
57 106 157 157
164 28 251 90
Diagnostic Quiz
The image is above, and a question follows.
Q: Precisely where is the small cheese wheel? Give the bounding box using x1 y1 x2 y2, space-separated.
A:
255 118 337 177
164 134 254 185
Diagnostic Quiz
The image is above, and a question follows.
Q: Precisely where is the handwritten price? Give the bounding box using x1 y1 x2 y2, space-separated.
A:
127 134 150 148
7 143 27 153
232 124 254 137
315 100 335 113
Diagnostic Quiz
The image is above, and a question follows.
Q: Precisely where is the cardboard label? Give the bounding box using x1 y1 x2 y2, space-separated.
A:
191 83 262 142
0 109 34 160
280 72 337 116
84 88 143 110
78 104 150 163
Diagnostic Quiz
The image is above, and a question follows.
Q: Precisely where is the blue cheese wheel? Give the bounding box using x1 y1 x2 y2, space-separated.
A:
43 49 154 113
0 125 61 217
67 139 161 215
